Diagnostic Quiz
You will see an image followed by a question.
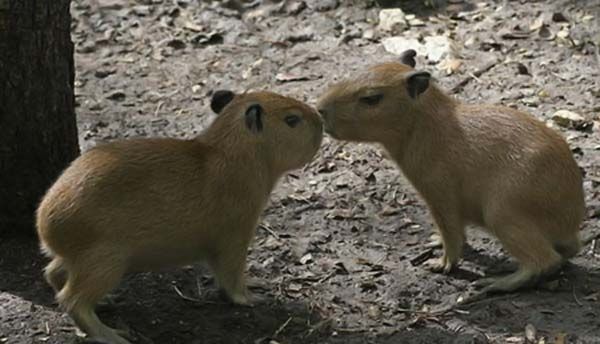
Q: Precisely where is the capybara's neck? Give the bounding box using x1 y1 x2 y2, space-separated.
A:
381 86 460 175
197 123 280 194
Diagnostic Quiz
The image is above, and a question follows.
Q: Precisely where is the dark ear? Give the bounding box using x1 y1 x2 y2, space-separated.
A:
245 104 263 133
211 90 235 114
399 49 417 68
406 71 430 99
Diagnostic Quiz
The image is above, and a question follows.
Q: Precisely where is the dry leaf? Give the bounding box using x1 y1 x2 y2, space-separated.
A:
525 323 537 342
438 58 462 75
529 18 544 31
554 333 567 344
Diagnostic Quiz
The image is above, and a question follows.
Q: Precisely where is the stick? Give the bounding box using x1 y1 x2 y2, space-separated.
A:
173 285 201 303
450 59 500 94
259 223 279 239
273 317 293 338
573 288 583 306
409 248 434 266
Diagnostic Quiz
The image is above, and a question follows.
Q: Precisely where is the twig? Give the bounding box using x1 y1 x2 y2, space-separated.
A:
305 319 333 338
173 285 201 303
154 101 164 116
397 304 457 316
456 292 515 309
259 223 279 239
450 59 500 94
335 327 365 333
573 286 583 307
409 248 434 266
272 317 293 338
582 231 600 246
316 270 336 284
467 72 482 83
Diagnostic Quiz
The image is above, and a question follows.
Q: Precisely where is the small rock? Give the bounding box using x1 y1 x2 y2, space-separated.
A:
191 85 202 93
378 8 407 34
552 110 584 127
106 90 126 101
381 37 421 56
362 28 376 40
423 35 454 63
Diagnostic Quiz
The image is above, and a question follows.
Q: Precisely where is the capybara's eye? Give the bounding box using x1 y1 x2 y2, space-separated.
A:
359 94 383 106
284 115 302 128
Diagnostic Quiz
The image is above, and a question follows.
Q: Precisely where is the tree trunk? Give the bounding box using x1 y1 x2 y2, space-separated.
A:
0 0 79 236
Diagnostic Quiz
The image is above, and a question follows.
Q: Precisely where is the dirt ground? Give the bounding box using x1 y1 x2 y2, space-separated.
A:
1 0 600 343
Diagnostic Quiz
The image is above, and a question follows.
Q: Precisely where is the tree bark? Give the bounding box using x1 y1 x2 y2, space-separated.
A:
0 0 79 236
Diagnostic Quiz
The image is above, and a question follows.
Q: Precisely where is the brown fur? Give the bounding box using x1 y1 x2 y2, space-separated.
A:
36 91 323 344
317 60 585 296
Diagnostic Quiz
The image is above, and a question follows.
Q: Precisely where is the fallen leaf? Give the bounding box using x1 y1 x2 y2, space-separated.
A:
553 333 567 344
529 18 544 31
539 25 555 40
300 253 313 265
500 28 530 40
525 323 536 343
275 72 311 82
287 283 302 292
183 21 204 32
438 58 462 75
516 63 529 75
552 12 568 23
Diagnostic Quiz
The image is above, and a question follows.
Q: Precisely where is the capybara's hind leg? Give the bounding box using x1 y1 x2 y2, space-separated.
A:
479 219 563 294
59 255 130 344
44 257 68 293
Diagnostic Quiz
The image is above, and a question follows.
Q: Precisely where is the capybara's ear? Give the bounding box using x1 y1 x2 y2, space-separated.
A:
399 49 417 68
211 90 236 114
245 104 263 133
405 71 430 99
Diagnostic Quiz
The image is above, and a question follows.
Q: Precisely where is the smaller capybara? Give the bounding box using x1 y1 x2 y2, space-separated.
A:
36 90 323 344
